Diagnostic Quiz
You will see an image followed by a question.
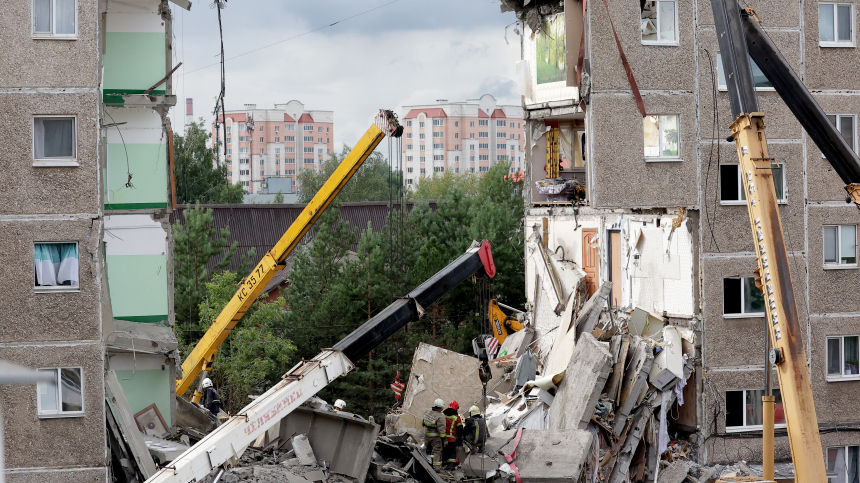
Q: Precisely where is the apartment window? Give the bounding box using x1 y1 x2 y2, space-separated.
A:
407 178 413 185
284 136 295 142
327 127 330 133
303 136 313 142
433 155 444 161
433 143 444 149
241 181 249 187
419 122 425 128
479 143 489 149
285 124 295 130
455 168 460 173
470 121 475 127
420 168 426 174
455 121 459 127
641 0 678 45
33 116 76 165
827 336 860 380
479 132 489 138
239 170 249 175
479 155 489 161
407 167 414 173
304 147 314 153
239 158 249 164
318 149 323 155
496 155 506 161
318 127 322 132
497 143 507 150
303 125 314 131
819 3 854 47
275 137 280 143
455 145 459 150
257 137 262 143
420 145 426 151
226 149 232 155
723 277 765 317
720 163 785 204
259 126 264 132
496 132 506 138
433 132 443 138
433 119 443 126
407 144 413 150
419 133 426 140
275 159 280 165
725 389 785 431
261 170 266 176
239 147 249 153
824 225 857 266
479 120 488 126
717 53 773 90
434 167 444 172
471 167 475 173
238 123 247 131
406 120 413 127
479 166 489 172
407 156 413 161
226 127 232 134
284 158 295 163
497 120 506 127
33 0 77 38
318 138 322 143
239 136 250 142
285 169 295 175
34 242 79 291
455 133 459 139
407 133 413 139
259 148 264 155
827 115 856 151
326 138 329 144
304 158 314 164
827 446 860 482
470 156 475 162
420 157 425 163
470 133 475 139
274 125 279 133
455 156 459 161
37 367 83 417
643 115 680 160
285 147 295 153
274 148 280 154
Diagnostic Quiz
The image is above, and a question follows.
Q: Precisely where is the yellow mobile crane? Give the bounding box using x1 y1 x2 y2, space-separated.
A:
176 110 403 403
711 0 860 481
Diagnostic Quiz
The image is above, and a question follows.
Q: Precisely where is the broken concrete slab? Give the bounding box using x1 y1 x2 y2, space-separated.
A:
574 281 612 338
105 371 157 478
548 332 613 431
106 319 178 353
175 393 216 433
614 338 654 435
657 461 691 483
513 429 593 483
608 407 650 483
292 434 317 466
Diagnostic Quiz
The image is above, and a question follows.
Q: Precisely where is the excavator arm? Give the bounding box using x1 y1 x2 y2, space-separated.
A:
711 0 860 481
176 110 403 401
147 241 496 483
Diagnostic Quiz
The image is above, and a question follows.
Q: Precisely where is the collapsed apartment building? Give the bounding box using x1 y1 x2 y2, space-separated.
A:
0 0 187 480
500 0 860 478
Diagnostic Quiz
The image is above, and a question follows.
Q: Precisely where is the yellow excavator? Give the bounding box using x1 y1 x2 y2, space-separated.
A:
711 0 860 481
176 110 403 403
488 299 524 345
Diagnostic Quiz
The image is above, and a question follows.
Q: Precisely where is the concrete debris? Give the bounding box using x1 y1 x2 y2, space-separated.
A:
292 434 318 466
511 429 593 483
548 332 612 431
143 435 188 465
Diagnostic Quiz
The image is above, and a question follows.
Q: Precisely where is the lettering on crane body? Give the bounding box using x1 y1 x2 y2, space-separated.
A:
237 263 267 303
243 388 304 436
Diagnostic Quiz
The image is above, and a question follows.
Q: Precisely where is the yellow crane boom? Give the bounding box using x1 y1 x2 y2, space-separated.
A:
176 110 402 400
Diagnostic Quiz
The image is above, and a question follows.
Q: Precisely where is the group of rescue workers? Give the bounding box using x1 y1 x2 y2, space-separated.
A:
423 398 488 470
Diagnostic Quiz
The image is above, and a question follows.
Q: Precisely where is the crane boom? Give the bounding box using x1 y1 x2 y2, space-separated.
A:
147 241 496 483
176 110 403 399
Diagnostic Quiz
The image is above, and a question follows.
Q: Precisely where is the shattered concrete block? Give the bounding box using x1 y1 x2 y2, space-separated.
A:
548 333 613 431
608 407 650 483
574 281 612 338
513 429 593 483
657 461 691 483
292 434 317 466
614 339 654 435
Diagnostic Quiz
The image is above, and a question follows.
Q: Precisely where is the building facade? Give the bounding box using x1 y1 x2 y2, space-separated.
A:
401 95 525 187
0 0 183 480
514 0 860 475
213 101 334 194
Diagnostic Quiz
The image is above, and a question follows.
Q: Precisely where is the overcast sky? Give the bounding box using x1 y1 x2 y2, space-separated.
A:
170 0 521 150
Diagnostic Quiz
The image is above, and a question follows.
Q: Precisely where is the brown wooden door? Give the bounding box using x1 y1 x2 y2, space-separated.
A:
609 230 622 307
582 229 598 298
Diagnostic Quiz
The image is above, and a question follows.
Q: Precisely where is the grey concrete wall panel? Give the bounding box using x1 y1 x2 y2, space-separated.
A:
0 0 100 88
803 0 860 90
0 344 105 470
810 316 860 424
589 93 698 208
0 219 101 342
807 205 860 314
548 333 612 431
0 92 100 215
514 428 593 483
277 407 380 483
6 468 108 483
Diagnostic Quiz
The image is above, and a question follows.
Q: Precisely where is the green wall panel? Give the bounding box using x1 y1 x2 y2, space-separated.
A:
103 32 167 92
105 143 168 209
107 254 168 322
115 369 173 426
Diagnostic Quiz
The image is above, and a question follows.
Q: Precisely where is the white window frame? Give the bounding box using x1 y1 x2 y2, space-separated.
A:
479 120 488 127
33 115 78 167
723 277 766 318
32 0 78 39
37 366 84 418
725 389 786 433
303 125 314 131
826 335 860 381
497 120 506 127
826 114 857 153
716 52 776 92
824 224 858 268
827 445 860 482
34 241 80 293
643 114 682 162
640 0 679 46
720 163 787 205
432 119 444 126
819 3 855 47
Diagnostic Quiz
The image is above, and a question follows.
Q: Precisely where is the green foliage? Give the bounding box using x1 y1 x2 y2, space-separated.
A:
188 271 296 412
297 145 400 203
270 191 285 204
173 204 237 334
174 120 245 204
411 169 480 200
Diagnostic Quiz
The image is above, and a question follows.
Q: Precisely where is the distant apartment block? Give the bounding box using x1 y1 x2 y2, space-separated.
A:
213 101 334 194
401 95 525 187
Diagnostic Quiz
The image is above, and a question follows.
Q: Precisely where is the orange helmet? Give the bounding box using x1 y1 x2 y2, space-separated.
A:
449 400 459 410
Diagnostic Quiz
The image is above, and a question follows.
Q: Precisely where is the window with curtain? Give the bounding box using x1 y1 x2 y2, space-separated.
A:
34 242 79 290
33 117 75 161
37 367 83 416
33 0 76 37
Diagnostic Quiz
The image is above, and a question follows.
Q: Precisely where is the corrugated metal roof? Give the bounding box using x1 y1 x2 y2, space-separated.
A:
170 201 437 287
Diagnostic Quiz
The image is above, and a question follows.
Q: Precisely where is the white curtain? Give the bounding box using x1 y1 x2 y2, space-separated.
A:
35 118 74 159
55 0 76 34
34 243 79 287
34 0 51 32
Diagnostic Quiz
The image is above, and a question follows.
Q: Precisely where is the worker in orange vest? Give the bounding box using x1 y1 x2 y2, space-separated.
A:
442 400 464 470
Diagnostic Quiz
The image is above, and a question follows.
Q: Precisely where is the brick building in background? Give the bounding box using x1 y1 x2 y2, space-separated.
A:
510 0 860 476
401 95 525 187
213 101 334 195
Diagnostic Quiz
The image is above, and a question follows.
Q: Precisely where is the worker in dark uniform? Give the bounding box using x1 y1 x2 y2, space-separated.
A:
463 406 488 452
201 378 221 417
422 398 446 469
442 400 464 470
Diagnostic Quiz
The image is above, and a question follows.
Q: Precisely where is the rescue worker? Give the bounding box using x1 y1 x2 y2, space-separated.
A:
422 398 447 469
201 378 221 417
463 406 488 451
333 399 346 412
442 401 464 470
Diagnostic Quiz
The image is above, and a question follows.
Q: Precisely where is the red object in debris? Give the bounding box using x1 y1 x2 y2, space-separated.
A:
390 371 406 400
486 337 499 357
